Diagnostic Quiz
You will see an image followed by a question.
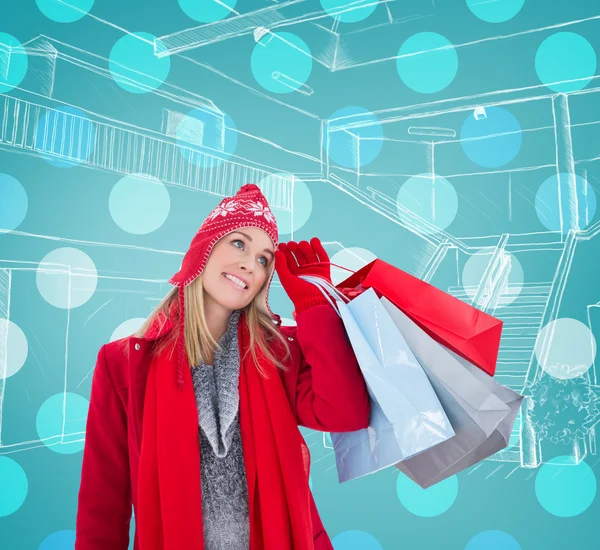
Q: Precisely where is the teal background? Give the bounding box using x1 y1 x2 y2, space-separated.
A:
1 1 600 549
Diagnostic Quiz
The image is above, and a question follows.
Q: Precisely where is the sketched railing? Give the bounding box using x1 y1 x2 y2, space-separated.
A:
420 239 454 283
520 230 579 467
472 233 511 312
0 94 293 209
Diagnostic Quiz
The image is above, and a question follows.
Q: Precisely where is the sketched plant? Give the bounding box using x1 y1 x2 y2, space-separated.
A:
525 370 600 444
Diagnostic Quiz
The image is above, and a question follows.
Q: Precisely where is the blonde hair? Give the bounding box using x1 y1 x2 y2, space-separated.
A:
134 274 291 377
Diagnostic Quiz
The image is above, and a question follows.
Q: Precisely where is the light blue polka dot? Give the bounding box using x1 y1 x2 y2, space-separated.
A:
460 106 522 168
535 32 596 92
320 0 380 23
397 32 458 94
258 175 312 235
330 247 377 285
0 173 28 230
39 529 76 549
465 530 522 550
36 106 96 168
36 0 94 22
251 32 312 94
535 456 597 517
0 33 28 94
326 106 383 169
109 175 170 235
466 0 524 23
332 530 383 550
0 456 28 517
36 393 89 454
176 108 238 168
535 173 597 233
397 173 458 234
109 33 170 94
178 0 237 22
396 472 458 517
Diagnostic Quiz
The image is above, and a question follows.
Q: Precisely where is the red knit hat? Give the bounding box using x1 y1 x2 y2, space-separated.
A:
169 183 280 389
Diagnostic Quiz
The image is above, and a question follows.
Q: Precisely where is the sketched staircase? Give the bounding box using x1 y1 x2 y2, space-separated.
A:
0 94 292 208
448 282 551 392
492 283 552 392
446 235 556 463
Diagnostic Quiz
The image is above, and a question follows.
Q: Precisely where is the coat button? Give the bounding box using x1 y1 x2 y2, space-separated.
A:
134 343 141 351
287 337 294 341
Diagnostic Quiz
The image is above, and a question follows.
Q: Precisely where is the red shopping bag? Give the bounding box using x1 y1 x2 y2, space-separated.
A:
337 259 503 376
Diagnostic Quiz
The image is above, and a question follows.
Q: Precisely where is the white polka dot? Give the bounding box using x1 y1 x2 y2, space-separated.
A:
257 175 312 235
110 318 147 342
36 248 98 309
397 173 458 234
0 319 28 379
535 318 597 379
109 174 170 235
462 250 524 308
330 247 377 286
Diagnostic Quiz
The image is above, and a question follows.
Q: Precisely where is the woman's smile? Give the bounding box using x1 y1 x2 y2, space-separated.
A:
222 272 249 291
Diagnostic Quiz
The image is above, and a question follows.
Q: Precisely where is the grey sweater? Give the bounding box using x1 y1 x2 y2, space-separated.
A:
191 310 250 550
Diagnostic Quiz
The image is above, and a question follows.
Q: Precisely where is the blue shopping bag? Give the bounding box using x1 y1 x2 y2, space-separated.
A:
300 276 455 483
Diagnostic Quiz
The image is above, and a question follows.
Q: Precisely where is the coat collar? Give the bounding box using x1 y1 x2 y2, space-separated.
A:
143 311 175 342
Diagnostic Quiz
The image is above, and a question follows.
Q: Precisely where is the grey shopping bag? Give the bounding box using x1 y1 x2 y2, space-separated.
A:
381 297 524 488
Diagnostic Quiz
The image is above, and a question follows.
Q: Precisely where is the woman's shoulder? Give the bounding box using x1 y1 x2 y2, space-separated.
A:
103 336 133 361
96 336 139 389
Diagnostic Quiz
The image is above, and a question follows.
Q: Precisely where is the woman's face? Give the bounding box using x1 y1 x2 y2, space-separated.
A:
202 226 275 312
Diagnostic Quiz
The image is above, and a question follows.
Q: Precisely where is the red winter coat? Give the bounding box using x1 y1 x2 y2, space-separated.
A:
75 304 371 550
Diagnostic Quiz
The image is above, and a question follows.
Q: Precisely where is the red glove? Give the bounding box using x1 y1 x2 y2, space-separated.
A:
275 237 332 313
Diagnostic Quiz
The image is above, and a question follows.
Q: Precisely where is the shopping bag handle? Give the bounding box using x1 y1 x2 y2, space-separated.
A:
298 275 351 317
300 262 366 299
301 261 356 274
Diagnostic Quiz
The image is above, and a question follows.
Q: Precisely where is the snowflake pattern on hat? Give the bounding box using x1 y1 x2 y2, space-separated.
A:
206 197 276 225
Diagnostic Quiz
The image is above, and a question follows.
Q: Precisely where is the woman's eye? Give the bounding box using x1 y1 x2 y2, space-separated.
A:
232 239 244 249
258 256 268 267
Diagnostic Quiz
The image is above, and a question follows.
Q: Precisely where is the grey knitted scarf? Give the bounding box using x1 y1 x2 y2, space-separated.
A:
191 309 250 550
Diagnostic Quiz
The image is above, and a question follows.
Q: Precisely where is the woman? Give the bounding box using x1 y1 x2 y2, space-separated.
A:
75 184 370 550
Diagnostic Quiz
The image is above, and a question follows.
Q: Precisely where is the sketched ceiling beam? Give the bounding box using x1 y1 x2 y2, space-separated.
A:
155 0 387 57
